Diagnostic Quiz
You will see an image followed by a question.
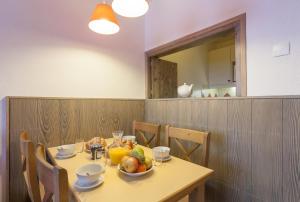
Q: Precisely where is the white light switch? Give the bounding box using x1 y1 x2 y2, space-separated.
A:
272 42 290 57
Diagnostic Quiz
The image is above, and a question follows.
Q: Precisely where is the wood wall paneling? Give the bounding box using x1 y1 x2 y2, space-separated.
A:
251 99 283 202
206 180 253 202
10 98 40 202
283 99 300 202
207 99 228 182
145 100 156 123
191 100 208 131
144 98 300 201
3 98 10 202
8 98 144 202
227 99 251 193
59 100 81 145
166 100 179 127
37 99 61 146
7 97 300 202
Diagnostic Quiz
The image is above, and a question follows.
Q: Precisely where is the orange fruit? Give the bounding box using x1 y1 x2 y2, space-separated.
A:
137 164 146 172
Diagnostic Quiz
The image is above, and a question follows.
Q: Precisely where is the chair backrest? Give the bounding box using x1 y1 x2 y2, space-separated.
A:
133 121 161 148
165 125 210 166
20 132 42 202
35 144 69 202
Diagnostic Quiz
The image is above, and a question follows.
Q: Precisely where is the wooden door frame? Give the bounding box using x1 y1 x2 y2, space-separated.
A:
145 13 247 98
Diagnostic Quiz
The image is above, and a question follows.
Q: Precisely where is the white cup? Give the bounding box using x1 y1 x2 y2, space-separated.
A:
122 135 136 142
57 144 75 156
152 146 170 160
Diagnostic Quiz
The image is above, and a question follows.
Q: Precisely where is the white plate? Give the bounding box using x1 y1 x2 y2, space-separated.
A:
55 152 76 159
74 176 104 191
154 156 171 162
118 165 154 177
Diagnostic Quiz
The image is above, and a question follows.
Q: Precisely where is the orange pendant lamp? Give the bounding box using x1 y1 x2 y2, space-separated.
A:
89 3 120 35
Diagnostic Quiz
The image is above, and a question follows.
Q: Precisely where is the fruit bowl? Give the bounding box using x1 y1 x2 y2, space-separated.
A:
118 164 154 177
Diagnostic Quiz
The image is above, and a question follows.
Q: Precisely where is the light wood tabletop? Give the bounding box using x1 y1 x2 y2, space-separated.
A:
48 140 213 202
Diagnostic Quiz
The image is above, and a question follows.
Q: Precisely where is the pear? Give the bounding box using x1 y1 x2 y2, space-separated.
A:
133 146 144 156
145 157 153 169
129 150 145 164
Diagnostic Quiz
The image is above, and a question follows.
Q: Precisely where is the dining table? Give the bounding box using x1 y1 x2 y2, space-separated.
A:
48 139 214 202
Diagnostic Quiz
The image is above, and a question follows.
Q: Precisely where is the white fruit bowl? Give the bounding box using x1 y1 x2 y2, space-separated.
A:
76 164 104 186
118 165 154 177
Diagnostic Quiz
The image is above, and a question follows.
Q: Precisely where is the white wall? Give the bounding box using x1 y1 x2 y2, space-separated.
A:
161 45 209 96
0 0 145 199
145 0 300 96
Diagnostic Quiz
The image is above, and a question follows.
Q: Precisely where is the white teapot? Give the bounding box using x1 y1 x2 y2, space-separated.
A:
177 83 194 98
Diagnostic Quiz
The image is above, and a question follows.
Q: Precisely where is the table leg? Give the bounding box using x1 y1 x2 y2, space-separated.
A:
189 181 205 202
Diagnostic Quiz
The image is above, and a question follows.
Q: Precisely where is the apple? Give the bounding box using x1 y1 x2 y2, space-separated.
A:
121 156 139 173
120 156 129 169
137 164 146 173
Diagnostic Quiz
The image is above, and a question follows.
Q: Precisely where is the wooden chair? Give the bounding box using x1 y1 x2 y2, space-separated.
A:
165 125 210 167
35 144 69 202
133 121 161 148
20 132 42 202
166 126 210 202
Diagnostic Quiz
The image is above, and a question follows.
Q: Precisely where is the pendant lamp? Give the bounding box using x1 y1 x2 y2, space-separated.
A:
89 3 120 35
112 0 149 18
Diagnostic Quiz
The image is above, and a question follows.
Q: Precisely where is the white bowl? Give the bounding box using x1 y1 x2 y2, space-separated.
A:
122 135 136 142
76 164 103 186
57 144 75 156
152 146 170 159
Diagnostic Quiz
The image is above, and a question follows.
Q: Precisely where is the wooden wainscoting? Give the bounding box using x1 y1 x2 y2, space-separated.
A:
5 96 300 202
6 97 144 202
145 98 300 202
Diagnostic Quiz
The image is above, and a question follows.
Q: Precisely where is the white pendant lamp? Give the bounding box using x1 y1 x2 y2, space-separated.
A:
89 3 120 35
112 0 149 18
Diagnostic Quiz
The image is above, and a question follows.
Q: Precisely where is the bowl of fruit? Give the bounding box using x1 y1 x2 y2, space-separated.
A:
118 146 153 177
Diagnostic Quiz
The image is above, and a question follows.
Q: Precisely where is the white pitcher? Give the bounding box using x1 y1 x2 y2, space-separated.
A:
177 83 194 98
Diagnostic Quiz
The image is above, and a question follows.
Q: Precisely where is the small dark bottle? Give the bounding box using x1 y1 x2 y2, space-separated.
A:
91 144 102 160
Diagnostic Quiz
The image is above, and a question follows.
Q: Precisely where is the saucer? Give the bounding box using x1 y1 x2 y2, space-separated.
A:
154 155 171 162
55 152 76 159
74 176 104 191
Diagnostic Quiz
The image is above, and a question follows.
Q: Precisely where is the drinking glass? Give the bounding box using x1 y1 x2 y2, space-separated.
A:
112 130 124 145
75 138 84 153
102 148 109 168
153 150 163 166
